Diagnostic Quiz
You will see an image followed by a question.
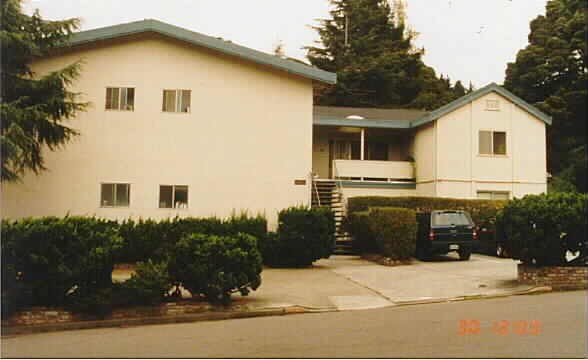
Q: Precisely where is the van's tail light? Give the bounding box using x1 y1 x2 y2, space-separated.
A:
429 231 435 241
473 230 478 240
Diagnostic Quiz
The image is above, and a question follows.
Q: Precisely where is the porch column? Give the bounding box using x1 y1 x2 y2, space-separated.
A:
360 128 365 161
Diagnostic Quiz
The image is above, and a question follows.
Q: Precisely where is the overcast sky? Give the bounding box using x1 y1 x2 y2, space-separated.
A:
24 0 548 88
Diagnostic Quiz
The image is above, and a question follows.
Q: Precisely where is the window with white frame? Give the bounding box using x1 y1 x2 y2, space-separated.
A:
105 87 135 111
101 183 130 207
162 90 191 113
477 191 510 200
479 130 507 155
159 185 188 208
485 99 500 111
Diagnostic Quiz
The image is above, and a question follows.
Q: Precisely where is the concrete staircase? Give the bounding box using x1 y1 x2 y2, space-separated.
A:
311 180 354 255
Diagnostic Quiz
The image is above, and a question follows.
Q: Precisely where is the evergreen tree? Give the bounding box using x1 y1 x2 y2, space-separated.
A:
504 0 587 192
1 0 87 182
306 0 469 109
306 0 423 107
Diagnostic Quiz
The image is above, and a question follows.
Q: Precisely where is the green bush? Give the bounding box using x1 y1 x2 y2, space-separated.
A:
368 207 417 260
116 260 173 306
345 208 417 259
261 206 335 267
347 196 505 230
168 233 262 304
496 192 587 266
118 215 267 263
342 211 377 254
1 217 121 316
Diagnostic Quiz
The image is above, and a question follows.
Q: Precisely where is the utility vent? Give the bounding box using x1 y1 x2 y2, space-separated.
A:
486 100 500 111
346 115 365 120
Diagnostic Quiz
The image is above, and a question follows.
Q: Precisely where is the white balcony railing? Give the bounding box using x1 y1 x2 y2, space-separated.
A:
333 160 414 181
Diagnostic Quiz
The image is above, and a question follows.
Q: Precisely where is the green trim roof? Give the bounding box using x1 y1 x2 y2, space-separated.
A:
64 19 337 84
313 84 551 130
410 83 552 127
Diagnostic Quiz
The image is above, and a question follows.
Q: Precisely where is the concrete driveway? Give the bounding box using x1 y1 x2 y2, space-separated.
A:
319 254 536 308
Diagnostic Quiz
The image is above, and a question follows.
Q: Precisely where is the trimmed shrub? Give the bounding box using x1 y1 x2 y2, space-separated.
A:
116 260 173 306
117 215 267 263
342 211 377 254
368 207 417 260
496 192 587 266
257 231 281 266
348 207 417 259
261 206 335 267
347 196 505 230
1 217 121 316
168 233 262 304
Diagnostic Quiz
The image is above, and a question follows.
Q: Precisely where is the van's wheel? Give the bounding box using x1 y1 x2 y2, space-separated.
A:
458 249 471 261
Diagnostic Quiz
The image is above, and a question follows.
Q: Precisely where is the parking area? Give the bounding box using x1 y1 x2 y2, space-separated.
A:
318 254 536 307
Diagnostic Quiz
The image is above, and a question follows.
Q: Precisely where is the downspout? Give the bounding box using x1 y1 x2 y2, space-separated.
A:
470 101 474 198
434 120 438 196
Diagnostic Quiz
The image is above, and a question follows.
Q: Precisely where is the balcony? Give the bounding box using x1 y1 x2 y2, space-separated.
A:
333 159 414 182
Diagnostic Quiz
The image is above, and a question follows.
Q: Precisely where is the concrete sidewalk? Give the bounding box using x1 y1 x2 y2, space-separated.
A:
4 254 547 335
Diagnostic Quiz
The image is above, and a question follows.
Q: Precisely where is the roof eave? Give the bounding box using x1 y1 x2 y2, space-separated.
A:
63 19 337 85
410 83 552 127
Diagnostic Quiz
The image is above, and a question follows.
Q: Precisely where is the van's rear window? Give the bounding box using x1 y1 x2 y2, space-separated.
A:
432 213 472 226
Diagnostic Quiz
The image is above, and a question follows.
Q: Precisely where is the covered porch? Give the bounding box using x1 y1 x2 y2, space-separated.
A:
312 121 417 183
312 106 424 184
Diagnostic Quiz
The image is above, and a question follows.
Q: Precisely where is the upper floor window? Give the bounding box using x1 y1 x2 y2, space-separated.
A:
485 99 500 111
101 183 130 207
159 185 188 208
162 90 191 113
479 130 506 155
106 87 134 111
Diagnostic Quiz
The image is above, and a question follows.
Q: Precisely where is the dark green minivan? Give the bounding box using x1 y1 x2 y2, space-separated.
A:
416 210 479 260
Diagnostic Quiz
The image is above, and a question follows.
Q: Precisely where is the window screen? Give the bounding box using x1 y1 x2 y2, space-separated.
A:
101 183 130 207
479 131 492 155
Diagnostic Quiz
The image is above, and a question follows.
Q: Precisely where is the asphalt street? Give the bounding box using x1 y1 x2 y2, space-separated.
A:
2 290 586 358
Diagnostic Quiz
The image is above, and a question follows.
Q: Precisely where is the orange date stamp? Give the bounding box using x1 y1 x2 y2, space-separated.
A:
458 320 542 336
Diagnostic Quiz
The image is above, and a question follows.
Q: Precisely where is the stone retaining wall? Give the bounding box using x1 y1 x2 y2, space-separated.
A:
518 264 587 290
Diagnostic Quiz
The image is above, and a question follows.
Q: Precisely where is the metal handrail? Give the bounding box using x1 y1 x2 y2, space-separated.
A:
332 160 345 215
311 173 321 207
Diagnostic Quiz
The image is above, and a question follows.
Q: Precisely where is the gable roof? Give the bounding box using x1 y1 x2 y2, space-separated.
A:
63 19 337 85
410 83 552 127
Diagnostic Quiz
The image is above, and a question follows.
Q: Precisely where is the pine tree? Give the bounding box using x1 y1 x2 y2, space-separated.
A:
306 0 423 107
1 0 87 182
306 0 469 109
504 0 587 192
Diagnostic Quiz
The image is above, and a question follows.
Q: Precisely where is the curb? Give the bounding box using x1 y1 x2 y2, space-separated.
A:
1 287 555 336
1 305 334 336
391 286 553 306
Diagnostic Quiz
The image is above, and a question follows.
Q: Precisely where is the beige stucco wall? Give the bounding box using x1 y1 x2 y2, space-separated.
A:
312 131 330 178
410 122 437 197
429 92 547 199
0 34 314 229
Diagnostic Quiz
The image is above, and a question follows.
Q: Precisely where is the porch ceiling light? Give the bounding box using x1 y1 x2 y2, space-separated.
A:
346 115 365 120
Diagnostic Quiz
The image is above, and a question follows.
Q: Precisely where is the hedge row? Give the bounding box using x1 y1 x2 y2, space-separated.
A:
118 214 267 263
347 196 506 230
344 207 417 260
496 192 587 266
259 206 335 267
1 215 264 317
